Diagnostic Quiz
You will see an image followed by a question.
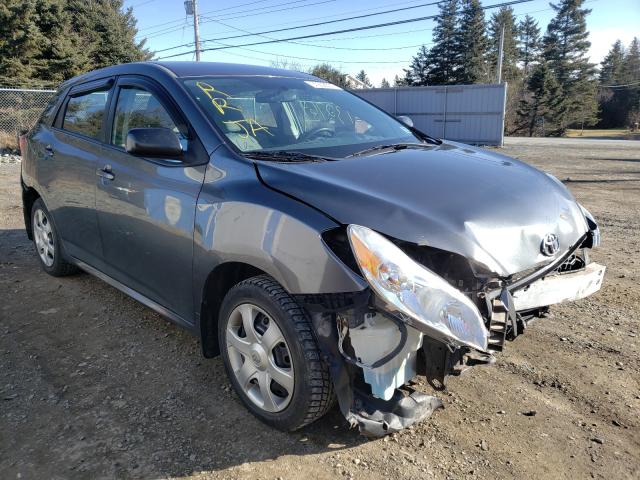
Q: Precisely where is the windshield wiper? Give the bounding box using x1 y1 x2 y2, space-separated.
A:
243 150 335 163
346 142 435 158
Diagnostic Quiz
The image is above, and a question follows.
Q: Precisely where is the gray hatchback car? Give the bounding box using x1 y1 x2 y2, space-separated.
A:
21 62 605 436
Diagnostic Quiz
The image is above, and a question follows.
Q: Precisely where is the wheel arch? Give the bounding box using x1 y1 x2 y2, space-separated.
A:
22 184 41 240
199 261 267 358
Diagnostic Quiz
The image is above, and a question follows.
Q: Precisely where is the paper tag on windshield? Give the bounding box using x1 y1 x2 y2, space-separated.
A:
305 81 342 90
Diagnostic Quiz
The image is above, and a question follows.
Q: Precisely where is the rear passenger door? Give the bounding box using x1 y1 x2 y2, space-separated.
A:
38 78 114 265
95 76 208 323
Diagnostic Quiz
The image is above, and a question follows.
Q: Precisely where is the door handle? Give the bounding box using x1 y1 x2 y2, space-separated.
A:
44 145 54 157
96 165 114 181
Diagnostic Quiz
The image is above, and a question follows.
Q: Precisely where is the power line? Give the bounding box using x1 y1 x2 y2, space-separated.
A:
128 0 156 8
137 0 283 33
176 0 573 72
200 15 426 51
178 0 587 50
144 0 331 39
287 0 598 45
214 41 415 63
156 0 538 60
200 48 403 70
137 0 429 36
153 0 445 53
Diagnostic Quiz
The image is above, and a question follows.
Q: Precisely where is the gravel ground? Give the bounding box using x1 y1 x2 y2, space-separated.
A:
1 137 639 480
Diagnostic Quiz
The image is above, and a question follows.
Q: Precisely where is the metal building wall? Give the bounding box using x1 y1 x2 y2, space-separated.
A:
354 83 507 146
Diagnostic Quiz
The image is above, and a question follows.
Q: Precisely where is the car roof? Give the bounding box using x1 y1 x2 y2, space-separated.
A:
157 61 315 79
59 61 316 91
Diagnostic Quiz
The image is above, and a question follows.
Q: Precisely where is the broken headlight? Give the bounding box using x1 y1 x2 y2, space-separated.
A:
348 225 488 352
579 203 600 248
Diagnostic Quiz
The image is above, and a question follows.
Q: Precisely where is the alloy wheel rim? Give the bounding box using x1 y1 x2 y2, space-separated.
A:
33 209 54 267
226 303 294 413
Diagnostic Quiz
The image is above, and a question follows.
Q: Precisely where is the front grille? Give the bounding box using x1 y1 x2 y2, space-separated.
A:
555 253 586 273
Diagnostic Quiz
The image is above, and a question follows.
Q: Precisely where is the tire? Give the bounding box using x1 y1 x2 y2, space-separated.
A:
31 198 78 277
218 274 334 431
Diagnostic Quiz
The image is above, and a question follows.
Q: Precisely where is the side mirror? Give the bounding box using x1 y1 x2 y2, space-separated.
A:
125 127 183 157
397 115 414 128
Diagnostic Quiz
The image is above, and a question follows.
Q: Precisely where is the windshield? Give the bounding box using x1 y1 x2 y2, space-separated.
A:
182 76 424 158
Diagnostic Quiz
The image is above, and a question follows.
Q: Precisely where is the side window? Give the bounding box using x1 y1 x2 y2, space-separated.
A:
111 86 186 149
62 90 109 139
38 90 64 126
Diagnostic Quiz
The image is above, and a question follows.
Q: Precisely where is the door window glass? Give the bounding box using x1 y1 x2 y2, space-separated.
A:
62 90 109 139
111 86 187 149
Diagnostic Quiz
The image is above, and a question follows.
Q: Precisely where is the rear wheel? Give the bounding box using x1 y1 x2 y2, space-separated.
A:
31 198 78 276
218 275 334 431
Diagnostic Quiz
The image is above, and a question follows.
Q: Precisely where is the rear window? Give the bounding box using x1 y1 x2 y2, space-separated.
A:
62 90 109 140
37 90 64 127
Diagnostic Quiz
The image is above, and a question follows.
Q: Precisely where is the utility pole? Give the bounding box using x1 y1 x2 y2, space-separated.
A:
185 0 201 61
496 25 505 83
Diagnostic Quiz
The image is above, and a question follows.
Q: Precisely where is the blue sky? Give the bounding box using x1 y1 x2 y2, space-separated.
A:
126 0 640 85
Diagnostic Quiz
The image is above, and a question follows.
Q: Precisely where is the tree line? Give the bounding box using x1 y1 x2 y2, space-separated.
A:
1 0 637 134
0 0 150 86
364 0 639 135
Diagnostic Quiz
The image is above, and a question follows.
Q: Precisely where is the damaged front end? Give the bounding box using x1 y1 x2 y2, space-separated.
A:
300 291 445 437
302 218 604 437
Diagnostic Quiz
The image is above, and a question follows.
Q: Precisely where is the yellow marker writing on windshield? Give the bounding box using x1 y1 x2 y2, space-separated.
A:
196 81 241 115
223 119 275 139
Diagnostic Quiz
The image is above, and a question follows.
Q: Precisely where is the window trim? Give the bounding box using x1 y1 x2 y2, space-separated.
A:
101 75 208 167
106 76 190 152
55 77 115 143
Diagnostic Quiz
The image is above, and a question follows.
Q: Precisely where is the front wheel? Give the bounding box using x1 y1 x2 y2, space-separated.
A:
218 275 334 431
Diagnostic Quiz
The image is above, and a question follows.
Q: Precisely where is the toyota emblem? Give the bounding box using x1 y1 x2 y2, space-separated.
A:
540 233 560 256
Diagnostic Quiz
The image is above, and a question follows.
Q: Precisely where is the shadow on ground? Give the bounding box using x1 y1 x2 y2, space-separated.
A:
0 228 371 479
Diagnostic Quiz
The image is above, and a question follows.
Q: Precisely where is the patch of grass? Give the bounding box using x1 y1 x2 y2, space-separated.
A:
0 131 18 150
565 129 640 140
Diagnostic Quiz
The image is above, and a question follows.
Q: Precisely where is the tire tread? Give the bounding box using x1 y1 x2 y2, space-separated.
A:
233 275 335 429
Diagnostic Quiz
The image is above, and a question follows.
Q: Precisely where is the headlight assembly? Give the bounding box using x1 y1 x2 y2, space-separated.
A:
579 204 600 248
347 224 488 352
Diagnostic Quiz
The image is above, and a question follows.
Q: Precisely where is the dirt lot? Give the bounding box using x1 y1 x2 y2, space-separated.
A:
1 137 639 480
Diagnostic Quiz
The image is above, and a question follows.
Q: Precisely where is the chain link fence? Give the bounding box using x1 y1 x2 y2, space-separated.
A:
0 87 56 150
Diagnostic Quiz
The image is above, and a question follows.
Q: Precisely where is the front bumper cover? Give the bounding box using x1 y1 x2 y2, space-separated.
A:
512 262 605 311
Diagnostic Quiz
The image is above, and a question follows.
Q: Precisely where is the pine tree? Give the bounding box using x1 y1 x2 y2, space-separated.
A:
518 15 541 76
355 69 372 87
0 0 45 82
622 37 640 84
600 40 626 84
488 6 520 82
621 37 640 128
380 78 391 88
309 64 349 88
0 0 151 85
67 0 151 69
597 41 626 127
393 74 407 87
517 62 561 136
455 0 489 84
404 45 432 85
543 0 598 131
425 0 461 84
35 0 88 82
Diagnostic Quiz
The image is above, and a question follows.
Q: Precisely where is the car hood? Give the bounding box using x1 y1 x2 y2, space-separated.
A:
256 141 589 276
